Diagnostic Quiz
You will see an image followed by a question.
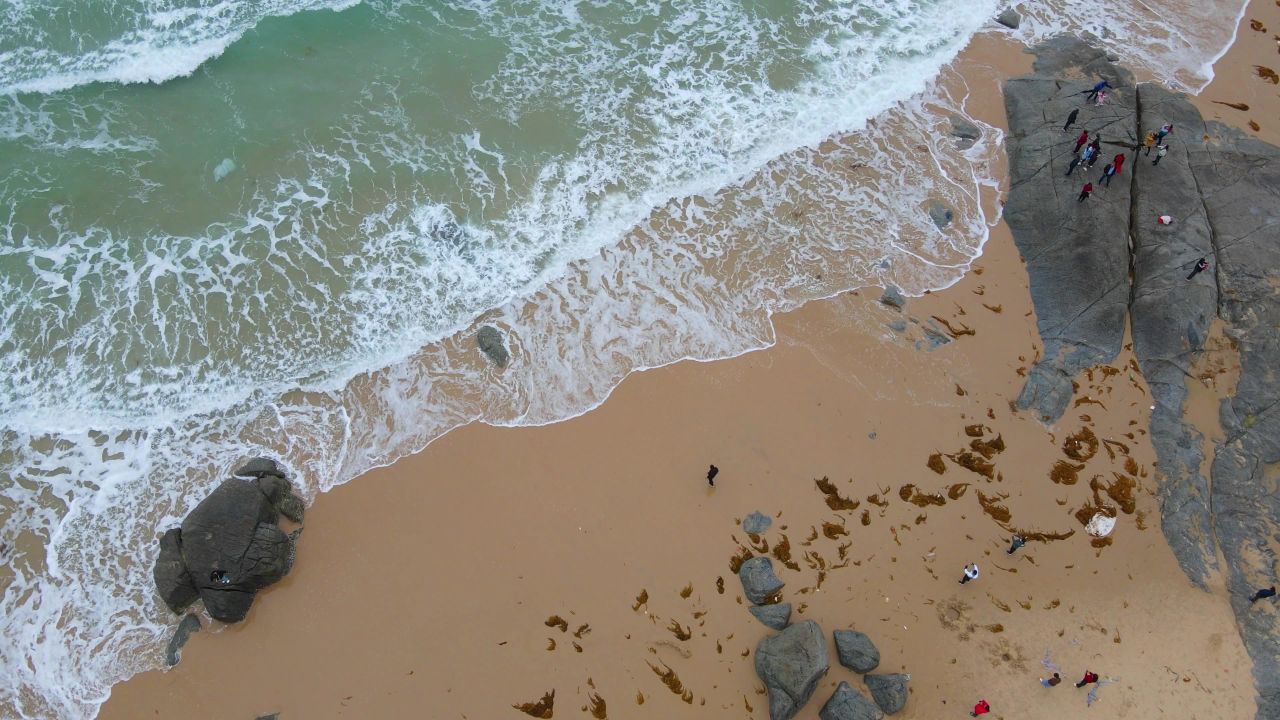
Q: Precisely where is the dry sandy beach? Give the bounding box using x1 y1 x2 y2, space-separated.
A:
102 8 1280 720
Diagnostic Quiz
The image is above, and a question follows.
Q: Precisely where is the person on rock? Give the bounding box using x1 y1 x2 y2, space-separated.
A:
1153 144 1169 165
1112 153 1125 175
1250 586 1276 603
1078 182 1093 203
1086 79 1111 101
1073 129 1090 153
1186 257 1209 280
1099 162 1117 187
1063 107 1080 132
1142 130 1157 155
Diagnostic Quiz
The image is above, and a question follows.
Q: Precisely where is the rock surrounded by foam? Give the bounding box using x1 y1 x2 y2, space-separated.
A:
153 458 305 623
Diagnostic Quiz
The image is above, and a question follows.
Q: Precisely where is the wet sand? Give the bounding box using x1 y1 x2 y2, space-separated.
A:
101 29 1260 720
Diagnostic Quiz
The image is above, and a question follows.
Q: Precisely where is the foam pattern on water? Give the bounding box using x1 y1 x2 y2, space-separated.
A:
0 0 1248 717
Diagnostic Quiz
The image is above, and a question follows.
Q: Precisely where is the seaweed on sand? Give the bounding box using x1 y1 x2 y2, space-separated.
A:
514 690 555 718
927 453 947 474
545 615 569 632
587 693 607 719
648 662 694 704
815 477 859 511
1063 427 1099 461
1050 460 1084 485
947 451 995 479
899 484 946 507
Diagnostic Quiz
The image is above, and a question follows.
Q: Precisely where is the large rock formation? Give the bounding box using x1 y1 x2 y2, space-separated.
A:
754 619 829 720
1003 37 1136 423
153 458 305 623
1004 37 1280 719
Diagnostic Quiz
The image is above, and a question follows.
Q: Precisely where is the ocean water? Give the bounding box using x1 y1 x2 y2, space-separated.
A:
0 0 1245 717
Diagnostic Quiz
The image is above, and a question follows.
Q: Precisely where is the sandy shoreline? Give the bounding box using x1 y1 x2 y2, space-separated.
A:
101 17 1271 720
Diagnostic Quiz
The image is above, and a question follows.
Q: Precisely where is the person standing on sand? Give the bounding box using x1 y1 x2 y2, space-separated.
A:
970 699 991 716
1076 670 1100 688
1142 131 1157 155
1086 79 1111 101
1099 163 1117 187
706 465 719 487
960 563 980 584
1113 153 1125 175
1153 144 1169 165
1063 108 1080 132
1078 182 1093 202
1007 535 1025 554
1250 586 1277 603
1186 257 1209 280
1040 673 1062 688
1074 129 1090 153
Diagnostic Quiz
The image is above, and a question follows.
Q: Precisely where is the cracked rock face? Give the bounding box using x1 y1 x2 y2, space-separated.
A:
1003 38 1280 720
153 459 305 623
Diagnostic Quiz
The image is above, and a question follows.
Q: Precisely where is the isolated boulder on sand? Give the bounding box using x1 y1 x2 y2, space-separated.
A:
864 673 910 715
820 681 884 720
755 619 829 720
153 458 305 623
739 556 785 605
834 629 881 673
750 602 792 631
879 286 907 310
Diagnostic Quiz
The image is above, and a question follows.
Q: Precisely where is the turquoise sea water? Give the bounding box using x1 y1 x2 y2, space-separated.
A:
0 0 1246 716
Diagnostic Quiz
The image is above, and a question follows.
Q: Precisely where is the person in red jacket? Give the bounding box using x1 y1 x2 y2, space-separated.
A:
1113 153 1125 175
1074 129 1090 153
970 699 991 716
1076 670 1100 687
1078 182 1093 202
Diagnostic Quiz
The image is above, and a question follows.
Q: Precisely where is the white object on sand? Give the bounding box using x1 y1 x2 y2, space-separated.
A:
1086 513 1116 537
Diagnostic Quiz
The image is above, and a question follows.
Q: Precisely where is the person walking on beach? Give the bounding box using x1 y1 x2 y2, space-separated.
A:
1157 122 1174 143
1250 586 1277 603
1007 535 1025 554
960 563 980 584
1076 670 1100 688
1040 673 1062 688
1153 144 1169 165
1113 153 1125 175
1086 79 1111 101
706 464 719 487
970 699 991 717
1142 130 1157 155
1187 257 1209 280
1099 163 1117 187
1063 108 1080 132
1073 129 1090 153
1078 182 1093 202
1086 139 1102 167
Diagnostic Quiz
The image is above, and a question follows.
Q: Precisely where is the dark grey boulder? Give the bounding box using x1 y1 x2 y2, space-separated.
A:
879 286 906 310
820 682 884 720
833 629 880 673
255 714 280 720
476 325 510 368
743 511 772 535
927 202 954 230
153 461 306 623
864 673 909 715
755 619 829 720
749 602 792 631
738 556 785 605
164 613 201 666
995 9 1020 29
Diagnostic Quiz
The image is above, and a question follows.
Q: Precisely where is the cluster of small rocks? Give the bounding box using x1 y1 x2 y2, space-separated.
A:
739 515 911 719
